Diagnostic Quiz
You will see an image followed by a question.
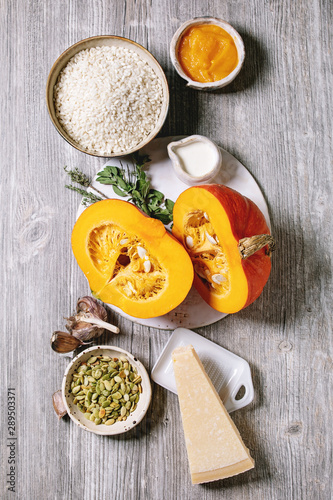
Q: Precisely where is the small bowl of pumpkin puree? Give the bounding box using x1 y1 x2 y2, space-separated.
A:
170 17 245 90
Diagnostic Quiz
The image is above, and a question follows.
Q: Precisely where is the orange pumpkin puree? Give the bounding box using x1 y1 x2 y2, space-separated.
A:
178 24 238 83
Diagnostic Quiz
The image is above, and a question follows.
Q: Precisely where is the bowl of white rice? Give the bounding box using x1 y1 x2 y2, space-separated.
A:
46 36 169 157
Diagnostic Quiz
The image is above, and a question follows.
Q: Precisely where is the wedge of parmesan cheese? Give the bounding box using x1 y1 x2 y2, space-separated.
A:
172 344 254 484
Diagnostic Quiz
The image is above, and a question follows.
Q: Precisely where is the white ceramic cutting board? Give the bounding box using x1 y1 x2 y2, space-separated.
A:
151 328 254 413
77 136 271 330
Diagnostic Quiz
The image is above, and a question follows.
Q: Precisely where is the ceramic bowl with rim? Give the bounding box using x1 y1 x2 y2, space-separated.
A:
46 35 169 157
170 17 245 90
62 345 152 435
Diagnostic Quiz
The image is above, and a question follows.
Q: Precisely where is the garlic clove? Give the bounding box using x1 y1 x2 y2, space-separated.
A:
51 331 83 353
65 296 119 341
52 390 67 419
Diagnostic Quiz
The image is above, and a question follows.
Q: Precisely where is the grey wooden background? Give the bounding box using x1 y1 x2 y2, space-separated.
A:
1 0 332 499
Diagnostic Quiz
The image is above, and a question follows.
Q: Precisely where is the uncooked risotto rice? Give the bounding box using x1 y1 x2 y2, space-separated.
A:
54 45 164 155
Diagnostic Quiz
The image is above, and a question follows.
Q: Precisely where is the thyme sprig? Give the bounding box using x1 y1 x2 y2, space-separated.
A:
64 166 90 187
65 184 103 206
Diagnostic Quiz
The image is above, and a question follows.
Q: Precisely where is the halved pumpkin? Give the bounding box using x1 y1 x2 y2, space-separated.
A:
71 199 194 318
172 185 275 314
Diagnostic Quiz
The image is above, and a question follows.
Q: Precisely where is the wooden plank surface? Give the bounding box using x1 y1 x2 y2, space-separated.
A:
1 0 332 499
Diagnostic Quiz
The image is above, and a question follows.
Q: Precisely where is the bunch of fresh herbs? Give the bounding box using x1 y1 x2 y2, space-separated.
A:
96 153 174 224
64 153 174 224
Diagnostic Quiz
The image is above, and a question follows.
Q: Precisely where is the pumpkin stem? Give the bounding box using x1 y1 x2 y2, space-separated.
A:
238 234 276 259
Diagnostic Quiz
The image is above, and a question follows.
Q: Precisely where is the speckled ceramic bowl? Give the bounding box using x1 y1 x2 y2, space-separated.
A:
46 35 169 157
62 345 152 435
170 17 245 90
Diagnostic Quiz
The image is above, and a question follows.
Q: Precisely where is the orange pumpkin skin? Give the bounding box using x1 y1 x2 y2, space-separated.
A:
172 184 272 313
72 199 194 318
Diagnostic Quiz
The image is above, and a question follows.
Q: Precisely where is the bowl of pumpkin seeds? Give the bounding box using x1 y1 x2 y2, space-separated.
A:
62 345 152 435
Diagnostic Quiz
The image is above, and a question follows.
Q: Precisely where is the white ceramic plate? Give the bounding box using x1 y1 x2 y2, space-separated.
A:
76 136 271 330
62 346 152 435
151 328 254 413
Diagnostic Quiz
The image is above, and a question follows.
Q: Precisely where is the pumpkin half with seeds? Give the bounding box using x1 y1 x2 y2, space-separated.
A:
172 185 275 314
71 199 194 318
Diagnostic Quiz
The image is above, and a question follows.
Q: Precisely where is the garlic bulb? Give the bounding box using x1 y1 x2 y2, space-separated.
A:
50 296 120 355
66 296 119 341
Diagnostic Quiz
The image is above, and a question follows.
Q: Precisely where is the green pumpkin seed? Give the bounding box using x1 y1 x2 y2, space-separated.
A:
105 419 115 426
112 383 120 393
87 356 97 365
112 392 122 400
94 418 102 425
104 380 112 391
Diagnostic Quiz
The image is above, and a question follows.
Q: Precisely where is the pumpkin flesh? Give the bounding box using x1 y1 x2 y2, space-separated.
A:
72 199 194 318
172 185 272 313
